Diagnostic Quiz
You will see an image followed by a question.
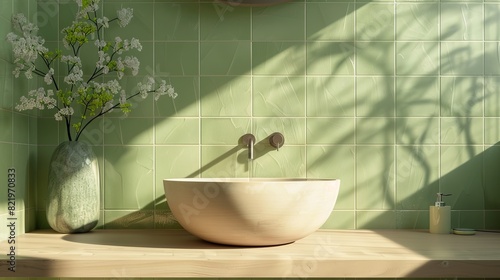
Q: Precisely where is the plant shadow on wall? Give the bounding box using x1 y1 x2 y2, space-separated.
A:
24 1 500 231
103 1 500 230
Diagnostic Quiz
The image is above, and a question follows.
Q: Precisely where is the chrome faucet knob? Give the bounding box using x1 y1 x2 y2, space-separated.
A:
269 132 284 151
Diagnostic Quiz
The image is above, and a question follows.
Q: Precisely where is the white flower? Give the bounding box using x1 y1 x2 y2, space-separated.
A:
137 77 154 99
54 106 75 121
130 38 142 51
8 5 178 141
64 66 83 85
75 0 100 19
54 112 63 121
97 16 109 28
119 90 127 104
106 79 121 95
103 101 114 112
153 80 177 101
15 87 57 111
122 38 142 52
94 39 107 48
96 51 110 69
44 68 54 85
62 55 82 67
123 56 140 76
117 8 133 27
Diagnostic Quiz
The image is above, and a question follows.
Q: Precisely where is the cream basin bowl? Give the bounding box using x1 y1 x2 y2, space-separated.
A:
163 178 340 246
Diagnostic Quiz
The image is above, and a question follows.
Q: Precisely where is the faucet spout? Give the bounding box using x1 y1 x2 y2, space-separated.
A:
248 137 254 160
240 134 256 160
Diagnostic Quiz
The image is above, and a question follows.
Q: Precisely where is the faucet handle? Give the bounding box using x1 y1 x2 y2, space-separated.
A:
240 133 255 146
269 132 284 151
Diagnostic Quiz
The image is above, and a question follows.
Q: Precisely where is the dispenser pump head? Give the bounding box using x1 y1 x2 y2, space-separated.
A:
435 193 451 207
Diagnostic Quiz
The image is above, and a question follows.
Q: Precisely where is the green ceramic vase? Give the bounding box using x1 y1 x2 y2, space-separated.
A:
47 141 99 233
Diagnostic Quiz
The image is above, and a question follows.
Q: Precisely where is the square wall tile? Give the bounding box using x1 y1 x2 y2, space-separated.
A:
307 76 355 117
440 3 483 41
440 117 483 145
356 3 395 41
356 76 395 117
252 146 306 178
104 145 154 210
396 145 439 210
396 77 440 117
396 3 438 41
155 145 201 195
441 42 484 75
357 210 397 229
356 42 394 75
307 145 355 210
252 42 306 75
36 145 57 211
154 3 199 41
306 2 355 41
0 109 12 142
104 2 154 41
252 3 305 41
254 117 305 145
396 117 440 145
155 118 199 145
155 77 200 118
307 118 355 145
200 42 251 75
0 143 12 214
155 42 199 76
200 76 251 117
455 210 485 229
0 0 13 23
322 210 355 229
0 74 13 110
104 118 154 145
485 77 500 117
356 146 395 210
356 118 395 145
13 112 29 144
483 146 500 209
485 118 500 145
396 210 429 229
306 42 355 75
486 211 500 230
485 4 500 40
440 145 484 210
441 77 484 117
12 144 30 211
253 76 305 117
396 42 439 75
37 117 59 145
485 42 500 75
201 145 249 178
201 118 250 145
200 3 251 41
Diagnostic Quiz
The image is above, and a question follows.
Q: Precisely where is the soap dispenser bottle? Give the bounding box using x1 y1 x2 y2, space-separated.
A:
429 193 452 234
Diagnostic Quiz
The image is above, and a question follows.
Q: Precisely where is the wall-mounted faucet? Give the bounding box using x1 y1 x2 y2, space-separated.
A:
269 132 284 151
240 133 256 160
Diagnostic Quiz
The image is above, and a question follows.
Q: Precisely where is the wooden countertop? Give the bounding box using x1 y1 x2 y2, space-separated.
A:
1 229 499 277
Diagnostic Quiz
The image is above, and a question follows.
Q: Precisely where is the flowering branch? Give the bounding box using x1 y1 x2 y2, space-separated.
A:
6 0 176 142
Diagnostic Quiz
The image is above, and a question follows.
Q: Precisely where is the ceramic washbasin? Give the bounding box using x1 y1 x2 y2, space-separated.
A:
163 178 340 246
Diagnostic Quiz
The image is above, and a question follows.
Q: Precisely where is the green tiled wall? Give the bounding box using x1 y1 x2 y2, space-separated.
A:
0 0 38 241
4 0 500 231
